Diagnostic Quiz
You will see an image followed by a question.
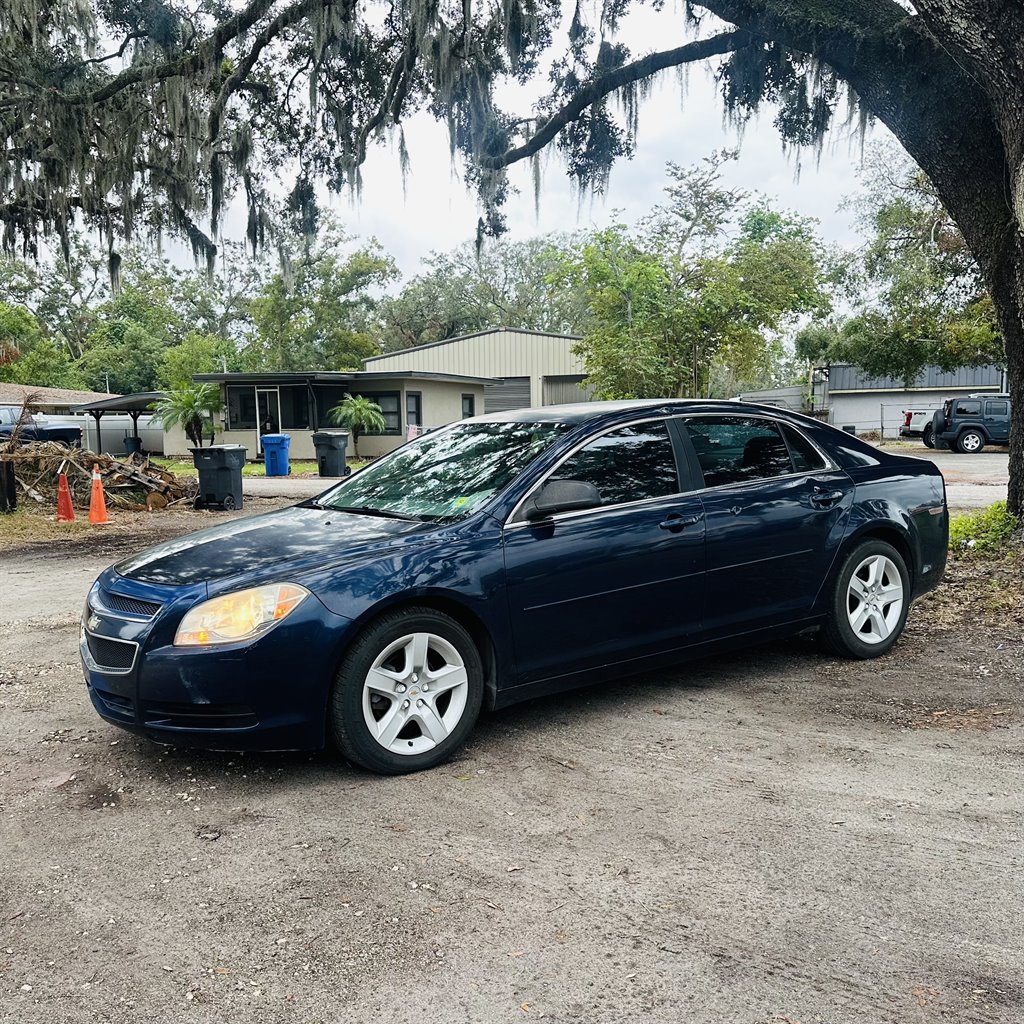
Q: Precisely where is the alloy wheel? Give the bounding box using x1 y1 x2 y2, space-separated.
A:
361 632 470 755
846 554 904 645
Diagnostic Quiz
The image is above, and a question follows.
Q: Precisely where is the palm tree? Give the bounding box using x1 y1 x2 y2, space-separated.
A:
153 385 223 449
327 394 386 459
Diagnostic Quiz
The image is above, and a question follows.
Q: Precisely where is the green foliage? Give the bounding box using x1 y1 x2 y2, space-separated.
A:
554 157 828 399
159 332 238 390
326 395 387 458
245 227 396 372
378 236 589 351
4 338 84 389
804 147 1005 384
76 321 166 394
153 385 224 449
949 502 1019 557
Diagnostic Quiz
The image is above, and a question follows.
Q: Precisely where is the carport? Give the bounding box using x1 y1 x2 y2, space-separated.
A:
74 392 165 454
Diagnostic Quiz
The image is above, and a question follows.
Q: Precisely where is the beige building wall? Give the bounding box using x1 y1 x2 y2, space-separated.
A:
364 328 583 408
162 381 487 461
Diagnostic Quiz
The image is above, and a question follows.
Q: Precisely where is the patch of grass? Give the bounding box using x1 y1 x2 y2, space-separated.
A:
151 457 367 478
949 501 1019 556
0 505 91 546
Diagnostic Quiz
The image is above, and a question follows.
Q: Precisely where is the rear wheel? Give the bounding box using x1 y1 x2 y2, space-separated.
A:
330 607 484 774
922 424 934 448
956 429 985 454
821 540 910 659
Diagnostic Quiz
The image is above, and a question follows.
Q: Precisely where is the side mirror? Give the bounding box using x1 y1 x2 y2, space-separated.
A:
523 479 601 521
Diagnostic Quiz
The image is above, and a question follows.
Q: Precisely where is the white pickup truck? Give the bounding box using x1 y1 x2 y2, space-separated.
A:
899 408 937 447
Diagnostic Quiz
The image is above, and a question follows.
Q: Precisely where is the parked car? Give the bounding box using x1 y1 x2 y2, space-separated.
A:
931 392 1011 453
81 400 948 774
899 408 938 448
0 405 83 446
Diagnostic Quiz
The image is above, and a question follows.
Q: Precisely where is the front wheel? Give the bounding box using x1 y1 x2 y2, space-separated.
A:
956 429 985 454
821 540 910 659
922 424 934 449
330 608 484 774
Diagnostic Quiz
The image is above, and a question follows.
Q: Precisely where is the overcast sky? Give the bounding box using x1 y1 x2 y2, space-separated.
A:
316 4 894 278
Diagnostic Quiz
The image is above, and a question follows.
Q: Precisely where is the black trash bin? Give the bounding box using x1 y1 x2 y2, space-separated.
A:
124 435 143 456
191 445 246 510
0 459 15 514
312 430 351 478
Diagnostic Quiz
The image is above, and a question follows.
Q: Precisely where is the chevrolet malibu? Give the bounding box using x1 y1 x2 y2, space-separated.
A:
81 401 948 774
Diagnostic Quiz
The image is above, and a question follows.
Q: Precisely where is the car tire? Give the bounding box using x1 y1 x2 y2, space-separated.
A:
821 540 911 659
329 607 484 774
922 425 934 449
956 429 985 454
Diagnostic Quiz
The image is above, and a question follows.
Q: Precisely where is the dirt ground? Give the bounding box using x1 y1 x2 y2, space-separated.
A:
1 503 1022 1024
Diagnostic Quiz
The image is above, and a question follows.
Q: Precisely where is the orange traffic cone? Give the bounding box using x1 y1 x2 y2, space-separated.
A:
88 464 110 525
56 472 75 522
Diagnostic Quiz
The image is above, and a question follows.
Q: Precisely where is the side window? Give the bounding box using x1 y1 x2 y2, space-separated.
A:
781 424 827 473
0 408 11 425
985 401 1009 417
685 417 793 487
954 400 981 416
550 421 679 508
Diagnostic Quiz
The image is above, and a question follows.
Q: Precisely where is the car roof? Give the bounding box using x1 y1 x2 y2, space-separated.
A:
474 398 804 425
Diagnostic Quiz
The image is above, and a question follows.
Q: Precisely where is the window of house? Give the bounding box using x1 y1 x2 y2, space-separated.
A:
359 393 401 434
550 421 679 508
406 392 422 427
278 386 310 430
226 386 256 430
684 417 795 488
461 394 476 418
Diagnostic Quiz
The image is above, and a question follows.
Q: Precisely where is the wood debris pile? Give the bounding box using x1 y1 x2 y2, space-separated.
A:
0 441 196 511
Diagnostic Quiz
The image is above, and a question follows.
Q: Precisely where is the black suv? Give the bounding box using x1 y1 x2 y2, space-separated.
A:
932 393 1011 453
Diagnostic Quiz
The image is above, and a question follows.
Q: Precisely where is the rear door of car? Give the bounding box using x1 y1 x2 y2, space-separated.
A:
677 415 853 638
501 417 706 686
983 399 1010 442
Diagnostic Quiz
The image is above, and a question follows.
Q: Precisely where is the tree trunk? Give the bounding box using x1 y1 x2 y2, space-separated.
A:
989 244 1024 519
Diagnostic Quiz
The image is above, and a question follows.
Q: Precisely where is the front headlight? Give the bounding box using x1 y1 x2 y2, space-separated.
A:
174 583 310 647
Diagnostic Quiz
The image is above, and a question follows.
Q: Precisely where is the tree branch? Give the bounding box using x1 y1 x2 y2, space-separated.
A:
479 30 753 171
207 0 331 144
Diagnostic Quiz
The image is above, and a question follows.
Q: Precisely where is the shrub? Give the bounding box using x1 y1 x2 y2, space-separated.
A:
948 501 1019 556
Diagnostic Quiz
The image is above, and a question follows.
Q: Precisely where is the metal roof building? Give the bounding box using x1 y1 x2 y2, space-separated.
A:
363 327 590 413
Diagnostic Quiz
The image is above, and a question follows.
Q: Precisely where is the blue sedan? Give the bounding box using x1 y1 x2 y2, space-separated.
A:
81 400 948 773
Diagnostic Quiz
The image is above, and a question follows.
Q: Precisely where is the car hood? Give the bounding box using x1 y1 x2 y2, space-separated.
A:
114 505 431 587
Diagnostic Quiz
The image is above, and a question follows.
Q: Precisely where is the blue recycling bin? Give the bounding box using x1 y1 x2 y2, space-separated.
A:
260 433 291 476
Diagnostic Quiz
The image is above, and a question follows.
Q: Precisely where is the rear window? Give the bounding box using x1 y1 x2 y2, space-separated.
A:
954 400 981 416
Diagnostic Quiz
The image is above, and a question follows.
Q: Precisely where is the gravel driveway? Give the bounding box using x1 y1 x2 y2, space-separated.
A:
1 510 1021 1023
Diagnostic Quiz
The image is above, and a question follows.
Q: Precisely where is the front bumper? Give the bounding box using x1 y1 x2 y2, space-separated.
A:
80 571 354 751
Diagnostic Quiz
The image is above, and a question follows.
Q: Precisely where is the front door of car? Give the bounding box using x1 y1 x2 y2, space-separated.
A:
680 416 853 637
502 419 706 687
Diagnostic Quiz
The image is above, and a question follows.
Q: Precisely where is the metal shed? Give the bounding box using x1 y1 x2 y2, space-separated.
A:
363 327 591 413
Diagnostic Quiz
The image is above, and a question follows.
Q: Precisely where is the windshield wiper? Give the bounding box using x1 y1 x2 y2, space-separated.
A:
326 504 429 522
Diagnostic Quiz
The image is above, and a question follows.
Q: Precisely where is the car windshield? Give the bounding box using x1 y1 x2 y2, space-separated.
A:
314 420 572 521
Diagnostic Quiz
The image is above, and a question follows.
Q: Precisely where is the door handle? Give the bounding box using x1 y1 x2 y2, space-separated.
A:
659 512 704 532
809 488 844 509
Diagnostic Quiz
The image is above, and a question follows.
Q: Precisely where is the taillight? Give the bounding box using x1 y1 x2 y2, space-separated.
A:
902 411 912 427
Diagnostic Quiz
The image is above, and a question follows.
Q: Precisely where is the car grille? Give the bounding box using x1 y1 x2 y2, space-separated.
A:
86 633 138 673
142 702 259 731
100 592 162 618
91 686 136 723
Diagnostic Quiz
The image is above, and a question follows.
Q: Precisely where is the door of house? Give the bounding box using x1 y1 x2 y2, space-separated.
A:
256 387 281 453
